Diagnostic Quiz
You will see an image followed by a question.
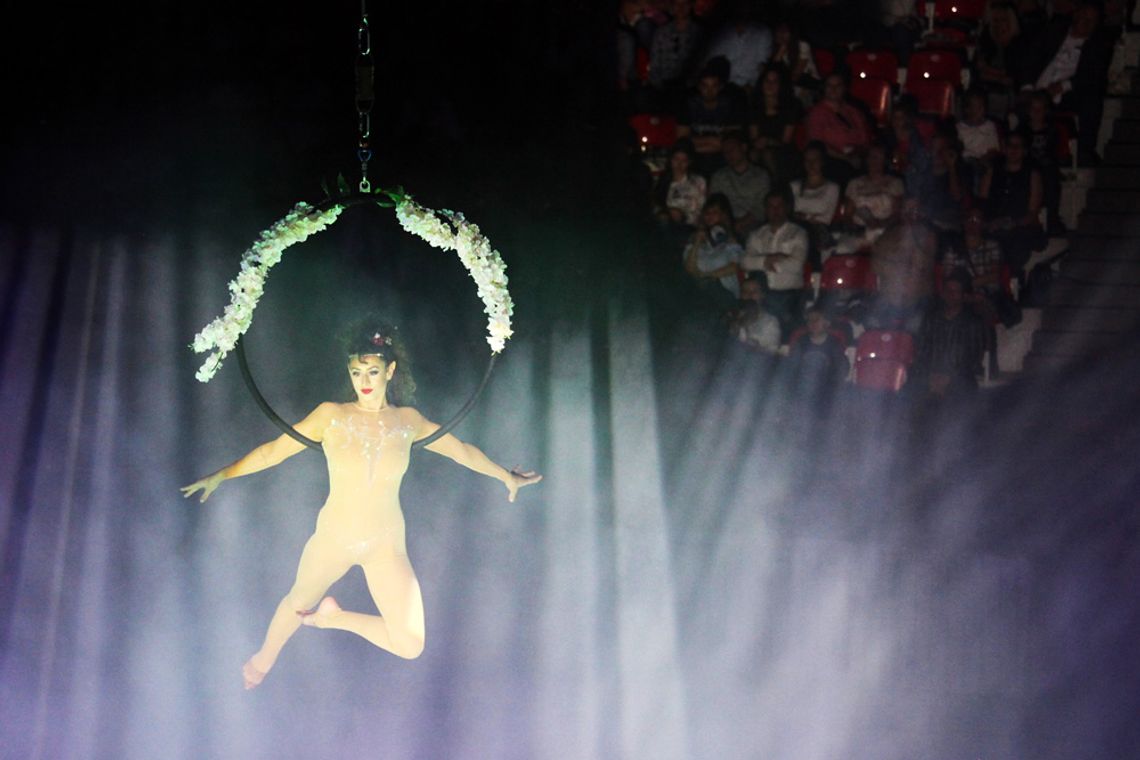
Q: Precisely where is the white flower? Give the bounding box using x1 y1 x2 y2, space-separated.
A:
192 195 513 383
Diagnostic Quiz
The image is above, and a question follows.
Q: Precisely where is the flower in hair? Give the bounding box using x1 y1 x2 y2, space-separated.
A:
371 332 392 347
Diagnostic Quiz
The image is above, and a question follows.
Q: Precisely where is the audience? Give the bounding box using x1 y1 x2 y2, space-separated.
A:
914 269 989 399
749 65 803 187
742 191 810 337
840 142 904 250
702 6 773 90
1027 0 1114 165
978 130 1045 276
973 1 1031 116
619 0 1121 403
684 193 745 308
806 72 871 185
710 130 771 236
769 21 821 100
654 139 708 241
1023 90 1066 235
728 273 783 354
677 63 747 174
787 302 850 399
789 142 841 264
649 0 704 110
956 89 1003 178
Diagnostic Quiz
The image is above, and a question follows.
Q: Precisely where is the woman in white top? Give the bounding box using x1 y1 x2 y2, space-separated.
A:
655 139 708 228
789 143 840 261
839 142 905 250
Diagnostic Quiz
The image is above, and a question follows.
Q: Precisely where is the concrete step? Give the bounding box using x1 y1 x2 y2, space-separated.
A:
1047 279 1140 307
1103 142 1140 164
1062 257 1140 284
1112 119 1140 142
1092 166 1140 188
1039 305 1140 331
1085 188 1140 213
1077 213 1140 236
1030 329 1132 356
1066 236 1140 260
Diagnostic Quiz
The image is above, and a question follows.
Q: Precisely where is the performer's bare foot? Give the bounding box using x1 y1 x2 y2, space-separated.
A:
297 596 342 628
242 654 271 690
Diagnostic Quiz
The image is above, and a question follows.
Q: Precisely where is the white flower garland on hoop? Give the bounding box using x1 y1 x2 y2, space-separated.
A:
393 199 513 353
191 195 513 383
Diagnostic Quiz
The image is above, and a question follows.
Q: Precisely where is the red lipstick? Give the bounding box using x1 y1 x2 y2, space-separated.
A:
361 388 373 394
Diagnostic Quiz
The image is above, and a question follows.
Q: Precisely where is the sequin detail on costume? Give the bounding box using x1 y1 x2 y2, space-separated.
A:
324 413 415 487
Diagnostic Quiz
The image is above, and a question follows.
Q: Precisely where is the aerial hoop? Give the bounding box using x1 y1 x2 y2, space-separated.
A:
189 2 511 447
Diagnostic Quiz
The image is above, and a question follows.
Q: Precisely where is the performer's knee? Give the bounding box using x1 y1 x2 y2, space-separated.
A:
393 632 424 660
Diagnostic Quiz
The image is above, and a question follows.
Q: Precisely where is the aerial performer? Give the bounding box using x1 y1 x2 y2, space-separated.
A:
181 319 542 689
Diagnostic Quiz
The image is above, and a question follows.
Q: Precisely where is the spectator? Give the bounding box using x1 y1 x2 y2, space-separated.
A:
653 139 708 240
618 0 656 110
978 130 1045 276
914 269 988 399
883 100 932 198
1028 0 1114 166
728 273 783 354
749 65 803 187
1023 90 1066 235
839 142 904 249
677 64 747 174
710 130 772 236
649 0 704 110
683 193 745 308
742 191 810 336
790 142 841 264
806 73 871 184
973 2 1031 115
878 0 924 64
941 208 1005 301
702 5 773 89
769 21 821 99
787 302 850 400
918 130 971 231
956 88 1002 177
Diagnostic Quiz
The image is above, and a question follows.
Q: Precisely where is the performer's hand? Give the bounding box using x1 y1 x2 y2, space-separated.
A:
505 468 543 503
180 472 225 503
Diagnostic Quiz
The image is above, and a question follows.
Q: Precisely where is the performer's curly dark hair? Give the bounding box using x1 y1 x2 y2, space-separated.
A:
337 315 417 406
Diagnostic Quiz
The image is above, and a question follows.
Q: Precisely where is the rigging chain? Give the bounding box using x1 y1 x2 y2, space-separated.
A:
355 0 374 192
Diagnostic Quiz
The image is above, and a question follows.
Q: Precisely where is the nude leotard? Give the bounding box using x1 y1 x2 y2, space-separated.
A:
315 406 416 563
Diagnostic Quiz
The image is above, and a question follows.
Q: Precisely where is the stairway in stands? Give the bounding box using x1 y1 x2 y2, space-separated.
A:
1023 66 1140 372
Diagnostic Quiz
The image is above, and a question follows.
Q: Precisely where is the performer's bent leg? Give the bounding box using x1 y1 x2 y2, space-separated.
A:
304 552 425 659
245 534 353 688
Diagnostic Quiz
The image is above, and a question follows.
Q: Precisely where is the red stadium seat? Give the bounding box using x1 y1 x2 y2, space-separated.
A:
628 114 678 148
908 78 956 118
849 77 893 127
932 0 986 23
846 50 899 85
854 330 916 391
821 254 877 291
905 50 963 89
813 48 836 78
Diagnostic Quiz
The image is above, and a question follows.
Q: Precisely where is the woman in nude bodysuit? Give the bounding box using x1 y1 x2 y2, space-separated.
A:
181 324 542 689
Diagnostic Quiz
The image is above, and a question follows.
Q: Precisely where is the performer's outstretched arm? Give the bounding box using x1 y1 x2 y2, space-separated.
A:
414 412 542 502
181 402 336 502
